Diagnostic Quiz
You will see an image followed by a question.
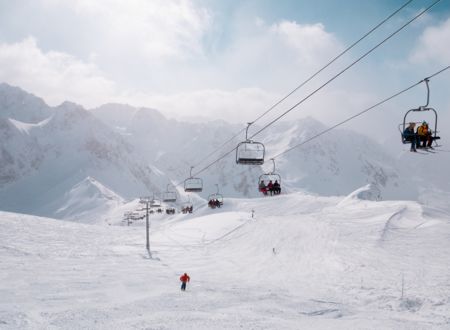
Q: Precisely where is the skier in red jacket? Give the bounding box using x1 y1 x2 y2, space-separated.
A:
180 273 190 291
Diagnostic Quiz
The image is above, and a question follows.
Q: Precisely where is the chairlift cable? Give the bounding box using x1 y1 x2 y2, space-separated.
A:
191 127 246 169
427 65 450 79
270 66 450 160
191 66 449 181
185 2 441 180
174 0 437 186
187 0 413 169
250 0 414 126
249 0 442 140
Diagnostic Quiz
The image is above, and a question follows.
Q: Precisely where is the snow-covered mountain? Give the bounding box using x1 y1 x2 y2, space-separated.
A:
48 176 125 224
0 84 169 220
92 103 415 201
0 83 53 123
1 83 448 220
1 84 449 328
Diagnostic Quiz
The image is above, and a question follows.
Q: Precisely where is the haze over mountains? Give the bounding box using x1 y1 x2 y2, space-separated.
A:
0 83 448 220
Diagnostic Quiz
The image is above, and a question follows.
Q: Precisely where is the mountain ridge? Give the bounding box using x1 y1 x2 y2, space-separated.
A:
1 83 448 221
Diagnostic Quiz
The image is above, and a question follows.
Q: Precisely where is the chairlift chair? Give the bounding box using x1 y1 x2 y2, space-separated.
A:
400 78 441 146
150 200 161 208
258 158 281 195
184 166 203 192
150 193 161 208
181 196 193 214
162 184 177 202
208 184 224 206
236 122 265 165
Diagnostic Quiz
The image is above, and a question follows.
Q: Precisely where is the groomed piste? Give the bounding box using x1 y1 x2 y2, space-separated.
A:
1 190 449 329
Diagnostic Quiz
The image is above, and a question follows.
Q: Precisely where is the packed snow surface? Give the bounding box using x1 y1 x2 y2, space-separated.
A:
1 192 450 329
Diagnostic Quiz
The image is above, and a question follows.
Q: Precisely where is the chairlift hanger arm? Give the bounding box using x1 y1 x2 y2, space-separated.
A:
422 78 430 108
245 122 252 141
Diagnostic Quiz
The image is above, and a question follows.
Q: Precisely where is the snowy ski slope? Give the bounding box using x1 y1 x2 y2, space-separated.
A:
1 191 450 329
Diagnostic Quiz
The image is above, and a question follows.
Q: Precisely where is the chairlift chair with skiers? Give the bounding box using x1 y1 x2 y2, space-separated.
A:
208 184 224 208
400 78 441 147
258 158 281 195
184 166 203 192
236 122 265 165
181 196 194 214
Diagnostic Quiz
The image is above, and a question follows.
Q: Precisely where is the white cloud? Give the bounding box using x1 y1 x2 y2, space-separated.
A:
270 21 343 66
0 10 385 133
213 19 345 95
0 37 116 107
0 15 349 123
410 18 450 65
133 88 281 123
58 0 212 61
0 36 280 121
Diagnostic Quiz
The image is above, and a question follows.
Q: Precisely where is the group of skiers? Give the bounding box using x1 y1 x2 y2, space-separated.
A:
208 199 222 209
181 205 193 214
403 121 434 152
165 208 176 215
259 180 281 196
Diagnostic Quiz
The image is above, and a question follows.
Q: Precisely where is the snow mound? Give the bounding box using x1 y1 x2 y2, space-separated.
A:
338 183 382 206
53 177 124 223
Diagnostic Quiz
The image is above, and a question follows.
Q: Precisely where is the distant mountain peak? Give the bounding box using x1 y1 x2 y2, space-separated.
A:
57 101 84 110
0 82 52 123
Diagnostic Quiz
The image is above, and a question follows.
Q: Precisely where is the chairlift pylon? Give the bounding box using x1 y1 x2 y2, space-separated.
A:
236 122 265 165
184 166 203 192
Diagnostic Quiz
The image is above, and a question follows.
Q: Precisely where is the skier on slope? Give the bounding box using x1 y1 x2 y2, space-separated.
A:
180 272 190 291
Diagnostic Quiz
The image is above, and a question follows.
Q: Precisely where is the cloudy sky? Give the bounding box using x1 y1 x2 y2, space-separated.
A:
0 0 449 137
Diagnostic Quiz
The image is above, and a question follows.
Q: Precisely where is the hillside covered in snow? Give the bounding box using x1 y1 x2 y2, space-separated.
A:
1 84 449 329
1 83 450 222
1 192 450 329
0 85 174 221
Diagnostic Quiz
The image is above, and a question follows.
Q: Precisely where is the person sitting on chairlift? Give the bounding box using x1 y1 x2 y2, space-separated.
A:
417 121 433 149
403 122 418 152
259 180 267 195
267 180 274 196
273 180 281 195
